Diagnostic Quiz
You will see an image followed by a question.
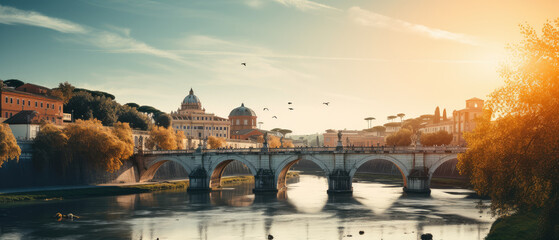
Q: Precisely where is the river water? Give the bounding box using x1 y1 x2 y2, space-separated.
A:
0 174 494 240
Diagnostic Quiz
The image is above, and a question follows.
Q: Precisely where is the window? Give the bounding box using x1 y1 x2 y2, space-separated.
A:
244 120 248 125
22 100 25 105
4 97 7 103
236 119 239 125
52 104 54 109
35 102 38 107
5 112 8 118
10 98 12 104
41 102 43 108
17 99 19 104
59 106 61 111
28 101 30 106
47 103 50 108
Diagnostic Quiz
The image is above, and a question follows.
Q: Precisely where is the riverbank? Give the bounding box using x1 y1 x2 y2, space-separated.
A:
0 172 301 204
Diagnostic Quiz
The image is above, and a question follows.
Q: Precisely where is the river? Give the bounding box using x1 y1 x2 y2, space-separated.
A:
0 174 494 240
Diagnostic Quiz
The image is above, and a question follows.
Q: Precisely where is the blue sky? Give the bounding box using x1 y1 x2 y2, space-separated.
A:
1 0 557 134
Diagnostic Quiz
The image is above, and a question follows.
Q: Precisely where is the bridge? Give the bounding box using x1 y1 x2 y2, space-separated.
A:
135 145 465 195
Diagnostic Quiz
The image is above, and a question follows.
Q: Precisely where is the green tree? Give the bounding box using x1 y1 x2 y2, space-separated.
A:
49 82 75 104
65 91 95 120
420 130 452 146
0 124 21 167
124 103 140 109
4 79 24 88
117 105 152 130
457 20 559 239
155 113 172 128
137 105 163 118
434 107 440 123
385 128 412 146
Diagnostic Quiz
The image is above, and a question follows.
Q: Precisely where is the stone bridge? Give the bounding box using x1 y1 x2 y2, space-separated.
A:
135 146 465 194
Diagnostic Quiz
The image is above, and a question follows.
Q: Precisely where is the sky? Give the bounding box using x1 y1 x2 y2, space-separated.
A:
0 0 557 134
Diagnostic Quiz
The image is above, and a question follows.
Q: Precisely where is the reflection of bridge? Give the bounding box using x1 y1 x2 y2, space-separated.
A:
135 146 465 194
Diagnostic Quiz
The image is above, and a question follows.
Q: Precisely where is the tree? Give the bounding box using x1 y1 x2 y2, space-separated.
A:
0 124 21 167
32 122 69 171
49 82 75 104
65 91 120 126
175 130 185 150
420 130 452 146
73 88 115 100
385 128 412 146
124 103 140 109
207 136 226 149
146 126 179 150
137 105 163 118
402 118 423 134
278 129 292 137
64 119 134 173
117 105 152 130
65 91 95 120
457 20 559 239
434 107 440 123
4 79 24 88
442 108 448 121
397 113 405 122
155 113 172 128
268 135 294 148
387 115 397 122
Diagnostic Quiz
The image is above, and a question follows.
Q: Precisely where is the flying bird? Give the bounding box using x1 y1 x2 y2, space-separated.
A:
323 102 330 106
289 108 294 110
288 102 292 104
263 108 269 111
241 62 246 66
272 116 277 119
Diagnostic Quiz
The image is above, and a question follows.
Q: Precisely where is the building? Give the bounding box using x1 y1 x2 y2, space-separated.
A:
4 111 41 140
170 88 230 140
1 84 64 124
323 129 385 147
229 103 261 140
452 97 484 145
383 122 402 135
419 108 453 134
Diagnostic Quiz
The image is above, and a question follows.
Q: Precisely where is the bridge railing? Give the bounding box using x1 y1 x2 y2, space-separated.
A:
139 146 466 155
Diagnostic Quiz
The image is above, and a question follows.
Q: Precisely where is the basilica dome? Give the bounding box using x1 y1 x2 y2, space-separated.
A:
229 103 256 117
182 88 201 104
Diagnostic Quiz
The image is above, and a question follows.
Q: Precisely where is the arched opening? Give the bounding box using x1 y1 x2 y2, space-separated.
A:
275 156 329 191
209 159 254 189
279 158 330 213
429 158 467 188
140 160 190 182
352 159 406 186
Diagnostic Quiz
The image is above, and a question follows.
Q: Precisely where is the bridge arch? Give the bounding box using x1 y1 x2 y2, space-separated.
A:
274 155 331 190
349 155 410 187
427 155 459 184
139 156 193 182
208 155 258 189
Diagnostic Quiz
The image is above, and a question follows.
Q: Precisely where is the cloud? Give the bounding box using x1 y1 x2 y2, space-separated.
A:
274 0 339 11
0 4 193 66
348 6 479 46
0 4 87 33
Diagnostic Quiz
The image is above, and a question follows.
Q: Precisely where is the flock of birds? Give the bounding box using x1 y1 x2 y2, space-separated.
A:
242 62 330 120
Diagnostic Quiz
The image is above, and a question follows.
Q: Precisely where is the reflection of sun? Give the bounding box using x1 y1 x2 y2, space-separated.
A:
286 175 328 213
352 183 401 214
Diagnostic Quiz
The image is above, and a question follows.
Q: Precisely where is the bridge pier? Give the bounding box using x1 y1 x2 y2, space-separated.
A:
253 169 277 193
327 169 353 194
188 167 211 192
403 168 431 194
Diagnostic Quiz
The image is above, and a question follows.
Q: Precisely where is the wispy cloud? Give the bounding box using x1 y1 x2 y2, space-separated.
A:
0 4 192 65
274 0 339 11
348 6 479 46
0 5 87 33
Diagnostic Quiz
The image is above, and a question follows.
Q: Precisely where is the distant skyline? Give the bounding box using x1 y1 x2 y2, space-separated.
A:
1 0 557 134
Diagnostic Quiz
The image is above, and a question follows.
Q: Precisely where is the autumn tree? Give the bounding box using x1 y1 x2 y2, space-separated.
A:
65 119 134 173
385 128 412 146
32 122 69 171
442 108 448 121
0 124 21 167
457 20 559 239
146 126 180 150
207 136 226 149
175 130 185 150
49 81 75 104
420 130 452 146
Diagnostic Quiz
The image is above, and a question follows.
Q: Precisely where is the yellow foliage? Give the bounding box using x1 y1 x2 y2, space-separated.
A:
146 126 179 150
33 122 69 170
0 124 21 167
268 135 294 148
457 20 559 236
207 136 226 149
64 119 134 173
385 128 412 146
175 130 185 150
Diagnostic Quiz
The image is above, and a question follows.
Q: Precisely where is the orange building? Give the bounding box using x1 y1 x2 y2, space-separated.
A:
229 103 257 133
452 98 484 145
1 86 63 124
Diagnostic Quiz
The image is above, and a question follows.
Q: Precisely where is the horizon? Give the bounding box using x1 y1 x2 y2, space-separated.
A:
1 0 557 134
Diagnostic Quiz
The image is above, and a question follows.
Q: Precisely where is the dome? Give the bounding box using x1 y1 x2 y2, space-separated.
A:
182 88 201 104
229 103 256 117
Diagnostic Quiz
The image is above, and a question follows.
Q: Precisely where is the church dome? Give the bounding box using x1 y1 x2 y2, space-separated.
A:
229 103 256 117
182 88 201 104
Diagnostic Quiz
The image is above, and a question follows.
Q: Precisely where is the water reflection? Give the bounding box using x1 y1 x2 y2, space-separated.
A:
0 174 494 240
